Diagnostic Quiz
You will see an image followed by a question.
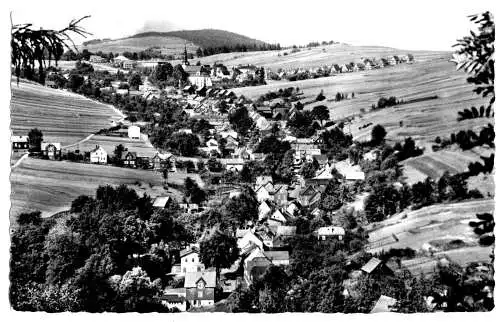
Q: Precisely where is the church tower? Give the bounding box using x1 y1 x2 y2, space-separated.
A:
182 43 190 67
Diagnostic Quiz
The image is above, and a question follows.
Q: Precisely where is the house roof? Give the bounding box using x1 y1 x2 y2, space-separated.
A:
162 294 186 303
313 168 334 180
41 142 61 150
154 152 174 160
263 251 289 262
153 196 171 208
276 225 297 236
370 295 397 313
361 257 383 274
184 271 217 288
334 160 365 181
90 145 106 154
180 246 199 258
256 176 273 186
317 226 345 236
11 135 28 143
121 151 137 159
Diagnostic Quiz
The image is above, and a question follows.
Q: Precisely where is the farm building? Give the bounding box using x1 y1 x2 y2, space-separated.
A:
128 125 141 140
370 295 397 313
317 226 345 241
11 135 29 151
41 142 61 160
122 60 137 69
224 158 245 172
90 145 108 164
361 258 394 276
89 55 107 63
153 196 172 209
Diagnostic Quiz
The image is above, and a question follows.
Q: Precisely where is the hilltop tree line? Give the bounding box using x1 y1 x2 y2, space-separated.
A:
196 43 282 57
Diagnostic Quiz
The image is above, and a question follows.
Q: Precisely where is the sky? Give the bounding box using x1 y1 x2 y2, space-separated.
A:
6 0 497 51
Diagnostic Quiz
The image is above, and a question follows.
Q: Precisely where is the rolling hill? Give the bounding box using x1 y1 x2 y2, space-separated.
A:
80 29 269 55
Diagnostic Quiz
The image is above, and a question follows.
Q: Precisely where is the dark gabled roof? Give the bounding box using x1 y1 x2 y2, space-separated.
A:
184 271 217 288
162 294 186 303
121 151 137 160
180 246 199 258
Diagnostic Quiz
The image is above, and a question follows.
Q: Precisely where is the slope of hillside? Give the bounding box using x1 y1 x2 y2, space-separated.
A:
10 79 122 146
190 44 443 70
132 29 267 48
81 29 268 55
366 199 494 274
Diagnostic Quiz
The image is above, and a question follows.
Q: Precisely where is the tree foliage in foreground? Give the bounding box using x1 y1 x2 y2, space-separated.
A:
11 16 90 84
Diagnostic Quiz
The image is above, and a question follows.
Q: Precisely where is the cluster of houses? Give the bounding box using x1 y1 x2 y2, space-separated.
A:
160 161 367 311
264 54 415 80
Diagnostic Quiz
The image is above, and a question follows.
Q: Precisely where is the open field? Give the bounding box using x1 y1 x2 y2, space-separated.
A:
401 146 494 185
10 158 204 221
10 79 122 146
366 198 494 272
70 135 158 158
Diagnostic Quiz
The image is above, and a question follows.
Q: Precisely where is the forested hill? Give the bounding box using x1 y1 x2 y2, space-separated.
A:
130 29 269 49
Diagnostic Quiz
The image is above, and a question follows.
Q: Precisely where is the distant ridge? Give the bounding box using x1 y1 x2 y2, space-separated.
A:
81 29 270 55
129 29 268 48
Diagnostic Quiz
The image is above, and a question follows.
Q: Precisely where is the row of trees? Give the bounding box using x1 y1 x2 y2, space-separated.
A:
457 105 493 121
195 43 282 57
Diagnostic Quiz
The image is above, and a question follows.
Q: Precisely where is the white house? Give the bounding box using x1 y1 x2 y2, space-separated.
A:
317 226 346 241
90 145 108 164
180 246 205 274
269 209 287 225
237 230 264 252
128 125 141 140
255 185 272 202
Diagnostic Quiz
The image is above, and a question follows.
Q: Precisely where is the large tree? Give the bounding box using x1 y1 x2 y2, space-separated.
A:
452 11 495 108
27 128 43 152
11 16 90 84
199 229 239 282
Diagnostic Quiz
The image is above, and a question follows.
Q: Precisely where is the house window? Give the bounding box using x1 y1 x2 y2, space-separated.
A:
185 258 187 262
192 258 195 262
197 266 201 272
198 291 203 298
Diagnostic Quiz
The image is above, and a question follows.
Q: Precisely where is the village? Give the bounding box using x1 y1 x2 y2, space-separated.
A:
10 47 421 311
8 8 495 314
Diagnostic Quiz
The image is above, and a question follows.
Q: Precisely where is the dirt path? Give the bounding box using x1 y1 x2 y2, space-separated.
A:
11 153 28 169
61 133 95 149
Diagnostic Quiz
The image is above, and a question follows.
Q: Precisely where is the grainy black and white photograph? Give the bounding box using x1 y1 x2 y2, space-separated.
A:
3 0 497 316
